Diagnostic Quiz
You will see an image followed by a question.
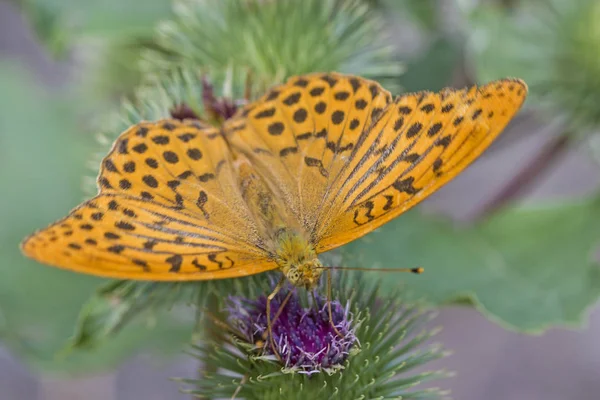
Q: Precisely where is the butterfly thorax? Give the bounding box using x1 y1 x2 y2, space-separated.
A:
274 229 323 290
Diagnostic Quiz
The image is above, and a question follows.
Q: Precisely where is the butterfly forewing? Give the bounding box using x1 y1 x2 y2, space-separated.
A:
316 79 528 251
21 120 274 280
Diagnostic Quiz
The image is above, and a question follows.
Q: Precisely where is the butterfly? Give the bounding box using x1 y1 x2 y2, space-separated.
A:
21 73 527 290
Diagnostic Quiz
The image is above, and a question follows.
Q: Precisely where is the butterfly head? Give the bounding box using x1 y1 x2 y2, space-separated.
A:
275 230 324 290
283 258 324 290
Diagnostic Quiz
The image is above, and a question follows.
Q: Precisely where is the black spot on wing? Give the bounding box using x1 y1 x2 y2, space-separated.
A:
392 177 420 195
166 254 183 272
304 157 328 178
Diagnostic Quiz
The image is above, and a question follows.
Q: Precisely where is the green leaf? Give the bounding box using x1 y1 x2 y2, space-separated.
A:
341 198 600 332
0 64 190 373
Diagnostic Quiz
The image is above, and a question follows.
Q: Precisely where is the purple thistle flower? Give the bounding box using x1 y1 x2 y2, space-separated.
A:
226 288 357 374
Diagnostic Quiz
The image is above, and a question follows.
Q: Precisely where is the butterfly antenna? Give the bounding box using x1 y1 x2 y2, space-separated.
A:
325 266 424 274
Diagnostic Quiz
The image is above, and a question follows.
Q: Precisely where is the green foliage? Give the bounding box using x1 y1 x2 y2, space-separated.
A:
182 275 450 400
341 198 600 332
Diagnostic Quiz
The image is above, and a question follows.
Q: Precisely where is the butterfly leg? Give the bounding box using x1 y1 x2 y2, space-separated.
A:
311 289 319 311
327 269 344 338
260 289 293 360
271 290 294 328
266 276 286 362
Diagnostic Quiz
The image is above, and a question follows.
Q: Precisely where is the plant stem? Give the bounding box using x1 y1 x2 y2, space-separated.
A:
475 133 571 219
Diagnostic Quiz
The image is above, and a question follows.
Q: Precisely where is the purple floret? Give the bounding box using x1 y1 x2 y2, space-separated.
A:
226 289 357 374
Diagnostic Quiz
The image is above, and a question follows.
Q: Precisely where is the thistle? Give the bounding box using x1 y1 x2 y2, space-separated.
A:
143 0 404 92
181 275 451 400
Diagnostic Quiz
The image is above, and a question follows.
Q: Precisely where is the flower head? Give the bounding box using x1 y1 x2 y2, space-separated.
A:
226 287 357 374
184 274 451 400
145 0 404 92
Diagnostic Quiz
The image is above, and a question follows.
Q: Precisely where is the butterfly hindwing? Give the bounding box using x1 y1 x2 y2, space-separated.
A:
21 120 275 280
316 79 528 251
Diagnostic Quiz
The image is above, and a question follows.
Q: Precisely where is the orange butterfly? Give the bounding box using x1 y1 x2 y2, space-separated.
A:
21 73 527 289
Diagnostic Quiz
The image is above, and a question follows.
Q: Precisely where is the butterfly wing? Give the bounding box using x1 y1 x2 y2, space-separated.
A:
21 119 275 280
315 79 528 251
223 73 393 240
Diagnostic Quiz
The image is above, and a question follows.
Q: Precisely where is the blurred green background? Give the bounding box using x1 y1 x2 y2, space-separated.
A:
1 0 599 399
